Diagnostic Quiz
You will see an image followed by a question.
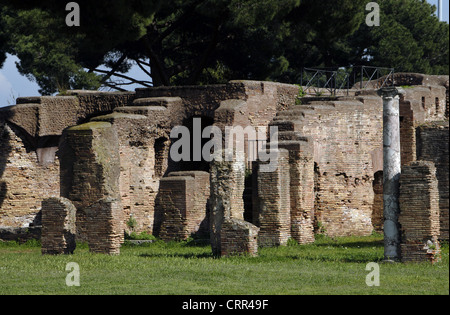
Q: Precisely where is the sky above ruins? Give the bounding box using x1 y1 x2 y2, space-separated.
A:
0 0 449 108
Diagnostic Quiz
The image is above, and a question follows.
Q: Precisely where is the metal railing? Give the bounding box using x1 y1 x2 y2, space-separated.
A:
301 68 350 96
356 66 395 89
301 66 395 96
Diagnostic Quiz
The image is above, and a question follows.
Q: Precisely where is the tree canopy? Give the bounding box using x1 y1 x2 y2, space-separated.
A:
0 0 448 95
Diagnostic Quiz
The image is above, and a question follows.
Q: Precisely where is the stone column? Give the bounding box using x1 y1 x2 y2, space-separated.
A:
377 87 405 261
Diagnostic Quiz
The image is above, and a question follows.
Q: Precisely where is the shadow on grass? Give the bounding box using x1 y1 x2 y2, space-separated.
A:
315 240 384 249
133 235 386 263
138 252 215 259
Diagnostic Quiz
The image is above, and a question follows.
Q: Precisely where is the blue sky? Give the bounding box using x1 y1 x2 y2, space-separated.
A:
1 0 449 107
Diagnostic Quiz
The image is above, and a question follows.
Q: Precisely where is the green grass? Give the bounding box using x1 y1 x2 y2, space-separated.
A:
0 234 448 295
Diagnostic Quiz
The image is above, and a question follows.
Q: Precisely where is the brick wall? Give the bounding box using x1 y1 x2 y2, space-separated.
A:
372 171 384 232
41 197 76 255
91 113 162 235
257 149 291 246
271 97 383 237
221 218 259 257
154 171 210 241
399 161 441 263
0 93 135 236
85 198 124 255
168 171 210 236
416 122 449 240
277 138 315 244
0 120 60 230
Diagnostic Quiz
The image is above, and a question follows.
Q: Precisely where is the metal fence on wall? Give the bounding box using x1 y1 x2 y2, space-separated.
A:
301 66 395 96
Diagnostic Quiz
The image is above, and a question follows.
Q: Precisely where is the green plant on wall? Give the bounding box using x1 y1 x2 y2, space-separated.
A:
126 215 137 232
295 84 306 105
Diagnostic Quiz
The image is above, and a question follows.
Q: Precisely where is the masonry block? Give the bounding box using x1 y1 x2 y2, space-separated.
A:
221 218 259 257
210 154 259 256
85 197 124 255
59 121 122 253
155 171 210 241
257 149 291 246
156 176 194 241
399 161 441 263
41 197 76 255
416 122 449 240
277 139 315 244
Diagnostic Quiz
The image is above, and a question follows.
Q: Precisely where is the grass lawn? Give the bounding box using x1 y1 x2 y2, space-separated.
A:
0 234 448 295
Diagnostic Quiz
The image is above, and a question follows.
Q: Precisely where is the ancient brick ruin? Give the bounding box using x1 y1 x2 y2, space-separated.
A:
0 73 448 260
399 161 441 263
41 197 76 255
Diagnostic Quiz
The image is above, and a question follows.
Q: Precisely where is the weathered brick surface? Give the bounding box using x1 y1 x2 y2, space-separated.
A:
271 98 383 237
59 121 123 254
0 120 60 230
371 171 384 232
277 138 315 244
85 197 124 255
257 149 291 247
41 197 76 255
399 161 441 263
1 75 448 250
221 218 259 257
91 112 160 236
210 154 259 256
0 93 134 235
154 171 210 241
168 171 210 236
416 122 449 240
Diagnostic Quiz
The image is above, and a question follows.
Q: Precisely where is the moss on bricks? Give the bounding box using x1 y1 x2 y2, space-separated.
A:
67 121 112 132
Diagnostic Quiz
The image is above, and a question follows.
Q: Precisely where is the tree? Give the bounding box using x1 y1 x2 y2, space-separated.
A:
0 0 448 95
348 0 449 74
0 0 161 94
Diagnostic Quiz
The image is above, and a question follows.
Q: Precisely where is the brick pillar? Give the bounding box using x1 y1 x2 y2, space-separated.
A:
210 152 259 256
257 149 291 246
278 139 315 244
221 218 259 257
416 122 449 241
59 121 123 254
41 197 76 255
168 171 210 237
399 161 441 263
155 171 210 241
156 176 194 241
